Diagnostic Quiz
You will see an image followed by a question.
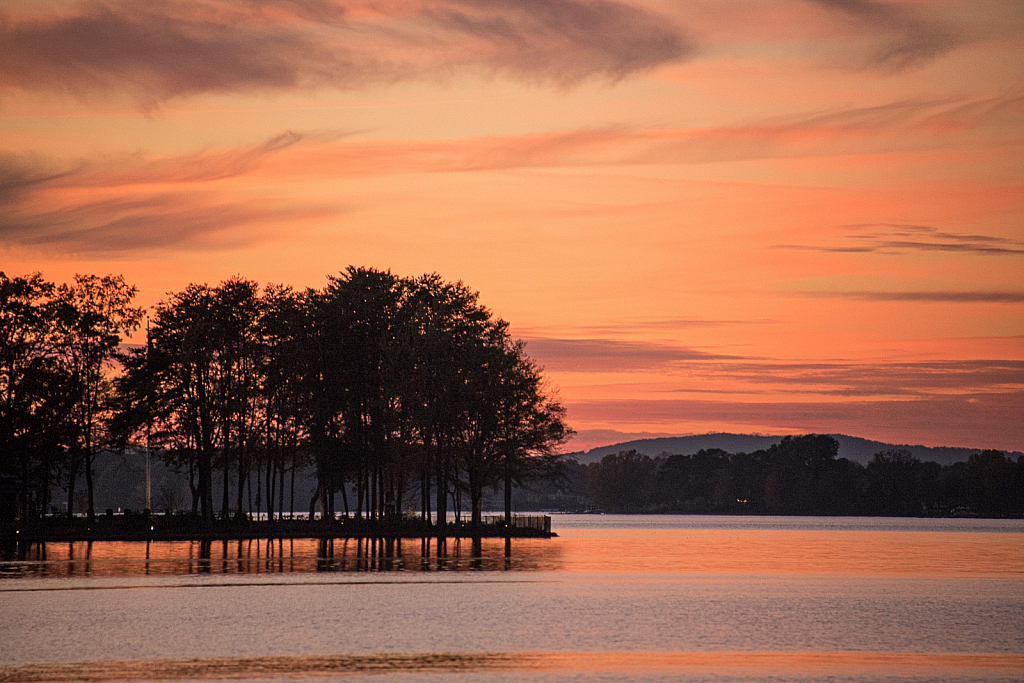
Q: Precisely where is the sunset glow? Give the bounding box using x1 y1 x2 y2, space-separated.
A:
2 0 1022 451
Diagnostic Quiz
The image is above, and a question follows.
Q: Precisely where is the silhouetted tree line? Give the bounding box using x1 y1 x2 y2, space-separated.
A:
1 269 571 529
576 435 1023 517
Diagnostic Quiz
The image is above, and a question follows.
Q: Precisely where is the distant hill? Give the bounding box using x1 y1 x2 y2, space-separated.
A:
566 433 1021 466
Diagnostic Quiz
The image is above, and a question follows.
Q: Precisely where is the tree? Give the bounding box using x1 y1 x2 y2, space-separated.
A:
866 448 923 516
405 273 496 534
589 450 657 512
763 434 840 514
0 273 74 519
259 284 309 521
491 341 571 527
134 284 221 525
965 450 1019 517
59 274 143 521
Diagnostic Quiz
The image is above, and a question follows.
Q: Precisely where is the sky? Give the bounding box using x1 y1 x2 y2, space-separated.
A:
1 0 1022 453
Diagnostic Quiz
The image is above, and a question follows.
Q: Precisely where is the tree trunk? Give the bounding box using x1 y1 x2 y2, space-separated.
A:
266 458 274 522
356 470 364 520
289 463 295 519
435 449 447 538
471 485 482 529
505 454 513 528
198 373 215 527
236 448 247 517
199 444 213 527
421 472 430 523
66 453 78 517
84 448 95 522
189 458 199 514
370 468 378 520
221 450 230 520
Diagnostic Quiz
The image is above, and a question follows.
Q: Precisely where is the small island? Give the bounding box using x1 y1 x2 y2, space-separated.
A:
1 269 569 542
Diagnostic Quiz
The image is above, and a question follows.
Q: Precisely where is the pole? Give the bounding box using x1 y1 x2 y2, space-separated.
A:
146 316 152 511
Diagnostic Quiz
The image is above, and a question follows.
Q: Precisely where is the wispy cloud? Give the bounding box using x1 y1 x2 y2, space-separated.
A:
516 318 768 338
795 290 1024 303
775 223 1024 256
694 359 1024 395
0 133 340 253
1 92 1018 254
297 94 1023 172
525 336 1024 400
522 338 739 372
809 0 964 71
0 154 82 206
0 0 690 106
1 193 337 254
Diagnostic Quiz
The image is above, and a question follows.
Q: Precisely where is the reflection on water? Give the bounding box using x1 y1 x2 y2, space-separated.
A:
2 514 1021 579
554 528 1023 578
552 514 1024 534
0 535 563 578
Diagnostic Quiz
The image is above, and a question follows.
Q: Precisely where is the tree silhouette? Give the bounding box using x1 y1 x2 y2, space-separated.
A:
59 274 143 521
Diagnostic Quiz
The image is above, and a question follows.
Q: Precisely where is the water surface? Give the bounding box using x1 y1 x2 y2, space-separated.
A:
2 515 1021 682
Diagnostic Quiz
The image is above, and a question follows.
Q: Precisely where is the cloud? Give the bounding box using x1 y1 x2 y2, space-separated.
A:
0 0 690 106
516 318 767 338
697 359 1024 395
289 94 1022 174
522 337 739 372
0 133 341 253
796 290 1024 303
1 91 1016 253
10 131 312 192
525 337 1024 401
809 0 964 71
0 193 337 254
424 0 688 83
774 223 1024 257
523 334 1024 402
847 223 1024 256
0 154 82 206
0 3 348 106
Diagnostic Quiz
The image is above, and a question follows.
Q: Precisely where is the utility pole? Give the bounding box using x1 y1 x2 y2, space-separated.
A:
146 315 152 511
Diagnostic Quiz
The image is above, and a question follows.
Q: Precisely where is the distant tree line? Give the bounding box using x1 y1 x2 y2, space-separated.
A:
1 268 571 529
570 435 1023 517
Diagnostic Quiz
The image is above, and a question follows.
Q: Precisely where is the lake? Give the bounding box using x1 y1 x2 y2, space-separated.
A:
1 515 1022 682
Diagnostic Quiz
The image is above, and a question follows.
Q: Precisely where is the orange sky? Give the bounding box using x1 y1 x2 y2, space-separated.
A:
2 0 1022 452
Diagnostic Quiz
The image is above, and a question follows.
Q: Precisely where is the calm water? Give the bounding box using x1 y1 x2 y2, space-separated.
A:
1 515 1022 682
